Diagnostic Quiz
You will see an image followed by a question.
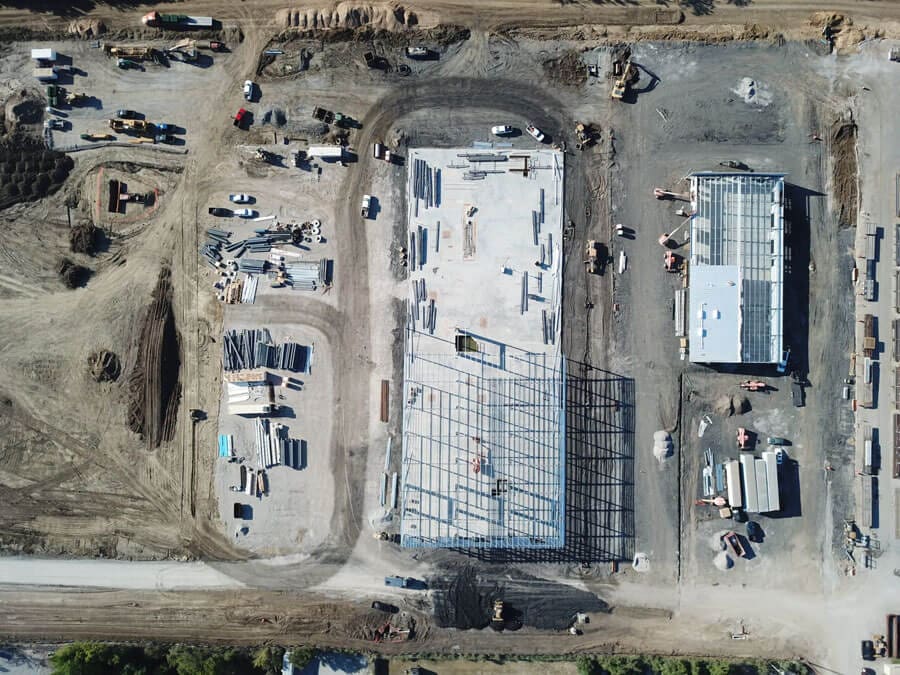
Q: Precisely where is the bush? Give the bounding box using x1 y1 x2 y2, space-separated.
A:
288 646 316 669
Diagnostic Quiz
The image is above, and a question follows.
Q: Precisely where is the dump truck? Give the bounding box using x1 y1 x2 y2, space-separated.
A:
863 313 876 358
142 12 213 28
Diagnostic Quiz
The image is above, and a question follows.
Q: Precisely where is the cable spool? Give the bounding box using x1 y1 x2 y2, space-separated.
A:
311 219 321 228
310 225 321 235
304 236 313 243
313 234 322 243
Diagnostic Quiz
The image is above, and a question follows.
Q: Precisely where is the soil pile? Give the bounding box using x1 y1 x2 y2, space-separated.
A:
88 350 121 382
67 18 106 37
542 50 587 87
127 267 182 448
69 222 98 255
56 257 90 288
277 3 420 31
830 119 858 228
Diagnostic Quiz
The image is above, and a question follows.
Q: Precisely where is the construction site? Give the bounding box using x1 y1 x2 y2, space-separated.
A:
0 2 898 674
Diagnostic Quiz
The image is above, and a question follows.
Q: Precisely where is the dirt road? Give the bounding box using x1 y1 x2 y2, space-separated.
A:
3 0 900 36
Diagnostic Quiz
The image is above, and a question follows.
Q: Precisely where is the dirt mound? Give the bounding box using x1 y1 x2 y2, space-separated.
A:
830 119 857 227
713 394 751 417
127 267 182 448
69 222 98 255
9 97 42 127
56 257 90 288
88 350 121 382
67 18 106 37
542 50 587 87
277 3 419 31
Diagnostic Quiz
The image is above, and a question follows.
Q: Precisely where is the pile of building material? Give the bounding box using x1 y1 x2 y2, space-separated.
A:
223 329 310 373
412 157 440 215
255 418 304 469
408 277 436 334
201 223 329 299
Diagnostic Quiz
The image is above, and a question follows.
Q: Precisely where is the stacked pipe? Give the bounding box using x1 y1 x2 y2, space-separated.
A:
274 342 305 371
240 274 258 304
285 259 324 291
222 328 274 371
238 258 267 274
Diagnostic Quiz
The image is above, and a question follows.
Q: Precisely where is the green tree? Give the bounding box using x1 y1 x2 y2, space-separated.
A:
600 655 645 675
288 646 316 669
575 655 598 675
704 660 732 675
252 646 284 674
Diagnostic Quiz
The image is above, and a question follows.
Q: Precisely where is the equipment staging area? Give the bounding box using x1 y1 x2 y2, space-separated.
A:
399 148 566 549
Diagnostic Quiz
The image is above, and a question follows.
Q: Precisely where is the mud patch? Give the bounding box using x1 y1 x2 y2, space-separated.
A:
127 266 181 448
830 119 857 228
542 50 588 88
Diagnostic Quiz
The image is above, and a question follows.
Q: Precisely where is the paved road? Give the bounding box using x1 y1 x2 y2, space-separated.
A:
0 557 245 590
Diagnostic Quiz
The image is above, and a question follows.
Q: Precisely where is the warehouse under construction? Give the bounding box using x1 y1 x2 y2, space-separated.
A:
687 172 785 364
399 147 566 549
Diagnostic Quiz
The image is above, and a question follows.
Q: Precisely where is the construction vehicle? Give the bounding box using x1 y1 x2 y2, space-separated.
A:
739 380 767 392
653 187 689 201
65 91 89 105
664 250 681 272
863 313 876 358
722 531 746 558
361 194 372 218
142 12 213 28
574 122 595 150
405 46 429 58
255 147 277 163
109 118 151 134
491 599 505 630
166 39 198 62
584 240 598 274
104 44 157 61
610 58 637 101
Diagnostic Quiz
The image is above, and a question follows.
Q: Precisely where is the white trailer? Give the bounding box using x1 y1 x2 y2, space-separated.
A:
33 67 57 81
307 145 344 160
740 454 759 513
755 458 769 513
725 460 742 509
31 48 57 62
762 451 781 512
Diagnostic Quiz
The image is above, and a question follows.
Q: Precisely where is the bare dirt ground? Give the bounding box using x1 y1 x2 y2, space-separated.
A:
0 0 895 670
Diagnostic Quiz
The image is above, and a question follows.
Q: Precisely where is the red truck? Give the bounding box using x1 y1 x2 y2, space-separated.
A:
234 108 248 128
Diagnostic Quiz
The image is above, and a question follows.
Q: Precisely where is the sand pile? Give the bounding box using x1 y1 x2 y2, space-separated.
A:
277 3 419 31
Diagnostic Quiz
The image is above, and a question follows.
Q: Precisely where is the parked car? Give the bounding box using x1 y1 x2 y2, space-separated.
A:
116 109 138 119
229 194 252 204
209 207 232 217
767 437 790 446
155 134 177 144
861 640 875 660
234 108 248 128
526 124 545 142
371 601 399 613
491 125 514 136
234 208 257 218
243 80 255 101
155 122 174 132
44 119 66 130
746 520 763 543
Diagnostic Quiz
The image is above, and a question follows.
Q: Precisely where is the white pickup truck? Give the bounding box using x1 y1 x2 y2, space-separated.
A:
361 194 372 218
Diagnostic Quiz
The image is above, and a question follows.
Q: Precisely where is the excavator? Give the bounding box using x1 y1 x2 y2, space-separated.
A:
610 54 638 101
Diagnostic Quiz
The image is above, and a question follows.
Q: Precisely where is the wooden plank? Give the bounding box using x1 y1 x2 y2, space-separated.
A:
380 379 390 423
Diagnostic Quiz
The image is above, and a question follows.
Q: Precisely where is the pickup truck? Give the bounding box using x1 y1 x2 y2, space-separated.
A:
361 194 372 218
384 575 426 589
209 207 232 217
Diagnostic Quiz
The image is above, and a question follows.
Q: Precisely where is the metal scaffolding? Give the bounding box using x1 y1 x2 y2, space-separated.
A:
400 331 566 549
